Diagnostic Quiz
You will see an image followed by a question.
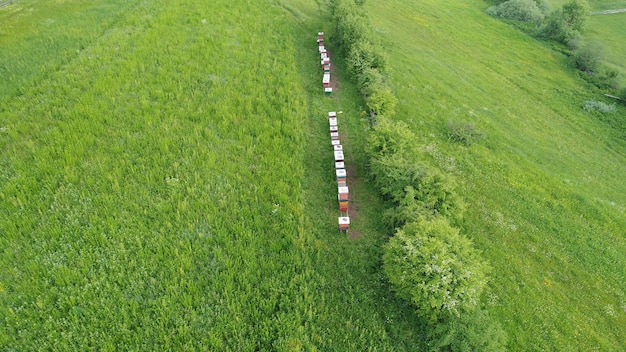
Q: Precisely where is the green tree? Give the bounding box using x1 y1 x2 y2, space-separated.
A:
383 218 490 322
562 0 589 32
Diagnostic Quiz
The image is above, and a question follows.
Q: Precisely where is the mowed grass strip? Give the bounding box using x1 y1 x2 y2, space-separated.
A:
0 0 323 349
366 0 626 350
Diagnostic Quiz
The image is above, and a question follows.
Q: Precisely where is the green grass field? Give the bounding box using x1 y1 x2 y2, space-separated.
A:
1 0 625 350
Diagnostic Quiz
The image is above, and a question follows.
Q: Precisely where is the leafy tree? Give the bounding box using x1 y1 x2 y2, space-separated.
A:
383 218 490 322
562 0 589 32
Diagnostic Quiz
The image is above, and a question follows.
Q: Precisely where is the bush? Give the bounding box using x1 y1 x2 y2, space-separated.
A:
369 152 426 203
383 218 490 322
366 117 416 158
582 100 616 114
486 0 546 23
347 38 387 75
365 85 397 117
426 309 508 352
572 40 605 73
446 120 486 146
539 0 589 43
383 171 465 229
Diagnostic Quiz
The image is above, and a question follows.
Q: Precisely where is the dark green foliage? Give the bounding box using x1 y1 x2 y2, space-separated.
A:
370 152 427 203
330 0 394 119
383 218 490 323
446 120 486 146
347 38 387 76
383 172 465 229
538 0 589 43
426 309 508 352
486 0 547 23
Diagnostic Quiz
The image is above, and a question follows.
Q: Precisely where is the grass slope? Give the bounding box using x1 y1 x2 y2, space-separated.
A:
366 0 626 350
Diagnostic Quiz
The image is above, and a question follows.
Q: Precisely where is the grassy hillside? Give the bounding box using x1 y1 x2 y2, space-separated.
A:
366 0 626 350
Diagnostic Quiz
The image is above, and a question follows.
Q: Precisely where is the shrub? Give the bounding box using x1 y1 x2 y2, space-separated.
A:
446 120 486 146
572 40 605 73
426 309 508 352
539 0 589 43
366 117 416 158
369 152 426 203
347 38 387 75
486 0 546 23
358 68 386 96
365 85 397 117
582 100 616 114
383 171 465 229
383 218 490 322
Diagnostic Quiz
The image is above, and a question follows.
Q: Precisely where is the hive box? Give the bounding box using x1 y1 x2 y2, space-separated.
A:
338 216 350 231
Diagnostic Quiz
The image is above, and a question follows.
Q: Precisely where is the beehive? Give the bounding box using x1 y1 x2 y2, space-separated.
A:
328 111 337 118
323 64 331 73
338 186 349 201
338 216 350 231
335 161 345 169
334 150 344 162
325 87 333 96
330 125 338 132
323 73 330 87
333 144 343 152
330 132 339 140
328 117 337 126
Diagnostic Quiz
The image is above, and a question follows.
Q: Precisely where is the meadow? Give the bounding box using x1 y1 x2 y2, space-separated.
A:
1 0 625 350
1 0 426 349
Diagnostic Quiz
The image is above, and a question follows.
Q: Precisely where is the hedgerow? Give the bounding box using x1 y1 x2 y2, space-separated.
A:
329 1 499 348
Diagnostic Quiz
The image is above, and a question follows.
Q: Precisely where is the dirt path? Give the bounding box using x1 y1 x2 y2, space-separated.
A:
592 8 626 15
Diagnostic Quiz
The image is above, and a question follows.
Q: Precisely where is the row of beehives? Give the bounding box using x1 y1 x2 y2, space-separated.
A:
329 111 350 231
318 32 332 95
